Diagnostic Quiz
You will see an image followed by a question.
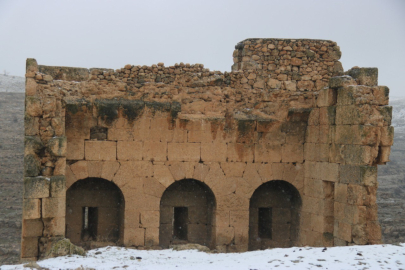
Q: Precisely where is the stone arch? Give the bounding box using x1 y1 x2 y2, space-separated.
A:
159 179 216 249
248 180 302 250
66 177 125 249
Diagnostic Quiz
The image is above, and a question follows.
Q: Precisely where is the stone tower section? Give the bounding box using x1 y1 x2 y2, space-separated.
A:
21 38 393 261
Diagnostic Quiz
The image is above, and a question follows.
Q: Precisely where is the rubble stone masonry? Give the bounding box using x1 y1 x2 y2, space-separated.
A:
22 38 393 260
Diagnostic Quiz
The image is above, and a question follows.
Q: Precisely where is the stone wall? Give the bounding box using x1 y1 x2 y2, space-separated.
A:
21 38 393 260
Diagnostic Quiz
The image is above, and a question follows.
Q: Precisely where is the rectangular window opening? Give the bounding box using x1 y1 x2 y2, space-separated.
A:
258 207 272 239
173 207 188 240
82 206 98 240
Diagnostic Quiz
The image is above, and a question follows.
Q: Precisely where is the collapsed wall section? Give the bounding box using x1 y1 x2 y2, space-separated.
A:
21 38 393 260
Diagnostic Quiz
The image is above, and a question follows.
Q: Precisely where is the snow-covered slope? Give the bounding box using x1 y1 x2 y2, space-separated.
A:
0 75 24 93
390 97 405 134
1 244 405 270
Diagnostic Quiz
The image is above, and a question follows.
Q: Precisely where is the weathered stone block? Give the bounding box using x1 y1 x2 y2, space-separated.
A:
310 214 324 233
366 221 382 241
85 141 117 161
304 178 323 198
360 166 377 186
302 196 324 214
65 165 76 189
340 165 360 185
193 163 210 181
108 128 134 141
373 86 389 106
347 184 366 205
166 161 195 181
335 105 359 125
42 197 66 218
168 143 200 161
24 154 41 177
43 217 65 237
48 137 67 157
70 160 88 181
22 219 44 237
317 88 337 107
334 237 347 246
124 227 145 246
25 136 44 156
54 158 66 176
281 144 303 163
145 227 159 247
140 210 160 228
318 125 332 144
335 183 347 203
353 125 381 146
227 143 254 162
23 199 41 219
347 67 378 86
101 161 120 181
42 97 57 118
216 226 234 245
283 122 307 144
67 139 84 160
342 144 375 165
51 117 65 136
50 176 66 198
201 142 227 162
352 224 367 245
380 126 394 146
24 177 50 198
25 115 40 136
337 221 352 242
255 143 282 163
87 161 102 178
143 141 167 162
153 164 175 187
377 146 391 164
320 162 339 182
308 108 320 126
219 162 244 178
378 106 392 126
117 141 144 160
21 237 39 258
26 77 37 96
26 97 42 117
143 177 165 198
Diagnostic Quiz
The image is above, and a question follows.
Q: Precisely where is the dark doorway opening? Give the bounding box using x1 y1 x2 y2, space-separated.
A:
173 207 188 240
258 207 272 239
159 179 216 249
82 207 98 241
249 180 301 250
66 178 125 249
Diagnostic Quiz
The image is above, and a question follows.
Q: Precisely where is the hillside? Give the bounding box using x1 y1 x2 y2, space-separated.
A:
0 92 24 265
377 97 405 244
0 75 404 264
0 75 24 93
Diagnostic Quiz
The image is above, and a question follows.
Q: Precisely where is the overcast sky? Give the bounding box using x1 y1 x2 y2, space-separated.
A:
0 0 404 96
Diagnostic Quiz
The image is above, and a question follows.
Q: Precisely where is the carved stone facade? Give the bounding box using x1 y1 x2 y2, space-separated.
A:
22 38 393 260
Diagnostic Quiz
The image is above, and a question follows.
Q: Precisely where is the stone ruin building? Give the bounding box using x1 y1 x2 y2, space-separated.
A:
21 38 394 260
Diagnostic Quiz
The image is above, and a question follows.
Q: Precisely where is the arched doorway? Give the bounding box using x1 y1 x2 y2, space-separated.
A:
159 179 216 249
66 178 125 249
249 180 301 250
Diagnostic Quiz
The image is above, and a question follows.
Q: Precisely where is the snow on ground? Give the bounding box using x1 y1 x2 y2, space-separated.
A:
1 244 405 270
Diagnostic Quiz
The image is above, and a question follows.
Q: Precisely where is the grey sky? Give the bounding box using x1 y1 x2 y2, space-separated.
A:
0 0 404 96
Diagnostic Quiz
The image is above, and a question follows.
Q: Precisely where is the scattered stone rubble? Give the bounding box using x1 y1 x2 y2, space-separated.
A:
20 38 393 261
